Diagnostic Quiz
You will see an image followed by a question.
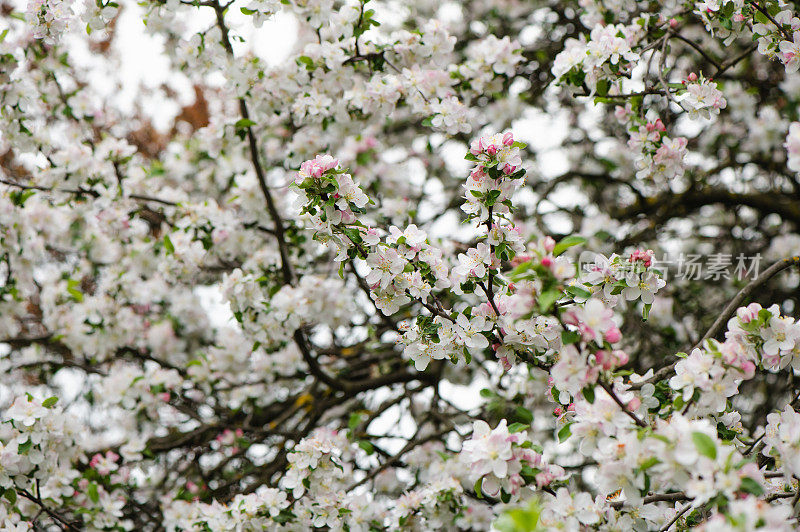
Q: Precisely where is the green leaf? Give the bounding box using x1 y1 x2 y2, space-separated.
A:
691 431 717 460
514 406 533 424
538 289 560 313
42 397 58 408
163 234 175 254
739 476 764 496
511 260 534 277
565 285 592 300
557 423 572 442
493 499 543 532
484 189 501 206
552 235 586 256
87 482 100 504
639 456 660 471
3 489 16 505
508 422 529 433
234 118 256 129
358 440 375 454
348 412 363 430
66 279 83 302
561 330 580 345
9 189 35 207
341 226 363 244
474 477 483 498
582 386 595 404
17 439 32 454
721 1 734 18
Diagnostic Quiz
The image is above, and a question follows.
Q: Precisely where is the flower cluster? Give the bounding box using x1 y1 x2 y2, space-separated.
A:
762 404 800 481
461 420 564 498
398 314 461 370
6 0 800 528
0 396 81 498
579 250 666 313
752 8 800 72
366 224 450 315
282 428 351 499
678 72 728 120
456 35 524 89
698 496 795 531
393 477 466 529
223 269 355 348
668 303 799 416
726 303 800 371
552 23 642 91
669 344 752 414
462 132 526 222
292 154 371 254
698 1 800 74
626 116 689 181
25 0 74 43
164 489 289 531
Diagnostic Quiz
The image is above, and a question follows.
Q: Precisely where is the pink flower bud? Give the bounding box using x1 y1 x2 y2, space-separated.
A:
733 13 745 22
604 327 622 344
543 236 556 252
613 349 629 366
740 360 756 379
486 145 498 156
541 256 553 268
628 397 641 411
669 18 679 29
595 350 612 370
687 72 698 82
629 249 654 267
502 132 514 146
512 253 531 266
535 471 554 486
737 303 761 323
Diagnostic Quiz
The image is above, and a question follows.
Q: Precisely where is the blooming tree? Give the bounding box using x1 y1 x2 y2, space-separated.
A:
2 0 800 530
